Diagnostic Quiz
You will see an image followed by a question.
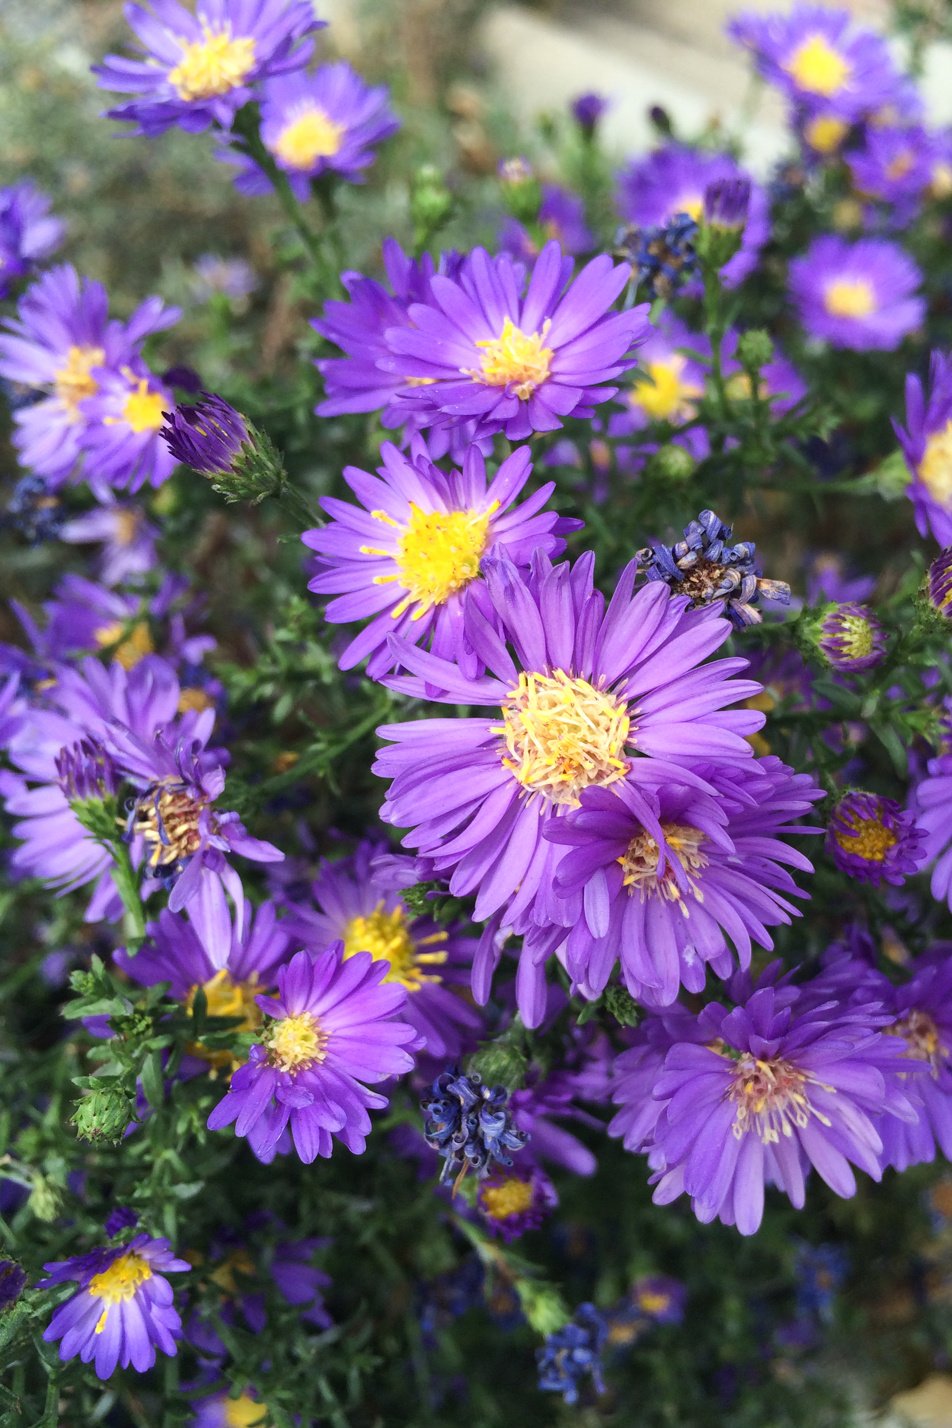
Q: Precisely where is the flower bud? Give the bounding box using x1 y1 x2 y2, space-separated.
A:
498 157 542 223
735 328 775 371
920 546 952 626
812 602 887 672
571 92 608 137
71 1085 136 1144
161 393 286 505
410 164 454 238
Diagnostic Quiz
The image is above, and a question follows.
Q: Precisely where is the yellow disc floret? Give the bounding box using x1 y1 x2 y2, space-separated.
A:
832 809 897 863
168 25 256 101
266 1012 328 1073
94 619 154 670
361 503 495 620
631 357 703 423
119 377 167 433
496 669 631 806
728 1054 833 1145
480 1175 535 1221
342 902 447 992
785 35 852 97
804 115 849 155
617 821 708 904
273 106 345 168
823 278 876 318
473 317 553 400
920 420 952 505
89 1251 153 1334
54 344 105 417
224 1396 269 1428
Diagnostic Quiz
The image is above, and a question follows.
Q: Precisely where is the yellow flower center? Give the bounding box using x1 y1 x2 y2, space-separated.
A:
133 783 207 869
617 820 708 904
480 1175 535 1221
266 1012 328 1073
920 421 952 505
785 35 852 97
89 1251 153 1334
631 357 702 422
728 1054 833 1145
186 969 263 1069
674 193 704 223
804 114 849 154
495 669 631 807
891 1010 948 1076
473 317 553 400
224 1397 268 1428
168 25 256 101
120 377 167 434
273 105 345 168
931 162 952 200
361 503 495 620
636 1289 672 1316
823 278 876 318
94 619 154 670
833 808 897 863
54 344 105 417
114 509 140 546
178 686 215 714
342 902 447 992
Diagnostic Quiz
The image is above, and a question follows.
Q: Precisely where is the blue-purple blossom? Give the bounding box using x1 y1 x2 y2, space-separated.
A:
789 236 924 351
894 350 952 546
914 754 952 913
0 181 65 298
826 791 927 888
537 1303 607 1406
477 1163 557 1241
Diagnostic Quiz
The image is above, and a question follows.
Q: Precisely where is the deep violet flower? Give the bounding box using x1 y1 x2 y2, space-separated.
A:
826 791 927 888
0 181 65 297
894 350 952 546
877 956 952 1172
477 1163 557 1241
789 236 923 351
537 1303 607 1405
206 947 418 1162
375 552 764 1025
302 439 579 678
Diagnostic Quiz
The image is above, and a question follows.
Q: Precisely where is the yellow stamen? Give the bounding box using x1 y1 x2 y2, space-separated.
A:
833 809 897 863
362 502 495 620
673 193 704 223
54 344 105 417
168 25 256 101
727 1053 833 1145
631 356 703 422
889 1009 948 1077
89 1251 153 1334
266 1012 328 1073
636 1289 672 1315
920 420 952 505
342 902 447 992
616 821 707 908
273 105 345 168
186 969 263 1070
480 1175 535 1220
785 35 852 97
804 115 849 154
497 669 631 807
823 278 876 318
224 1396 268 1428
117 377 167 434
94 620 154 670
472 317 553 400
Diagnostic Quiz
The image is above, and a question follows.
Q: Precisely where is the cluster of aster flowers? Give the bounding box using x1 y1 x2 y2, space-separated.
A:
2 0 952 1420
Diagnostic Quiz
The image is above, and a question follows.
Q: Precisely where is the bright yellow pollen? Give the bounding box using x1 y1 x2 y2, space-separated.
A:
266 1012 328 1073
920 421 952 505
785 35 852 97
636 1289 671 1316
178 686 215 714
120 378 167 434
728 1054 833 1145
674 193 704 223
824 278 876 318
168 25 256 102
54 344 105 417
342 902 447 992
362 503 495 620
133 783 207 870
89 1251 153 1334
273 106 345 169
804 115 849 154
495 669 631 807
480 1176 535 1220
631 357 702 423
833 810 897 863
94 620 154 670
186 969 262 1069
224 1396 268 1428
617 821 707 907
473 317 553 400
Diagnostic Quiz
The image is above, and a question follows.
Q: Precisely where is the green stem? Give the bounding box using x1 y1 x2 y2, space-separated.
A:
110 841 146 950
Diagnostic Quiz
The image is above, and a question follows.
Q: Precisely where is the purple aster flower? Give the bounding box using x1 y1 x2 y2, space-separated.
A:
79 361 177 495
230 63 399 198
814 601 886 671
548 755 822 1004
537 1303 607 1406
915 755 952 913
727 7 903 122
607 311 709 440
280 840 480 1061
207 946 417 1162
499 184 594 263
60 501 160 587
826 791 927 888
190 252 257 303
572 92 608 132
509 1062 606 1177
894 351 952 546
789 236 923 351
847 125 934 224
617 146 769 288
161 391 251 475
375 552 764 1024
639 508 791 629
40 1233 189 1379
0 181 65 297
477 1162 557 1241
94 0 323 137
0 264 179 487
877 956 952 1172
647 983 918 1234
302 439 579 678
383 240 649 443
190 1388 267 1427
422 1066 528 1187
629 1275 686 1325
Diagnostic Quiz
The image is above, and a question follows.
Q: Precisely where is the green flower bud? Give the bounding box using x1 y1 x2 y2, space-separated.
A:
735 328 775 371
71 1085 136 1144
645 444 696 484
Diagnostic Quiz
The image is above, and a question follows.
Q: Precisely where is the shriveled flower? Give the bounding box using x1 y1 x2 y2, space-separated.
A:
95 0 322 137
639 508 791 629
40 1234 189 1379
383 240 649 443
375 552 764 1024
789 236 923 351
894 350 952 546
814 601 886 671
617 146 768 288
537 1303 607 1406
0 181 65 298
826 791 927 888
477 1163 557 1241
617 212 699 303
303 440 579 678
421 1067 528 1187
207 946 417 1162
231 64 399 198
